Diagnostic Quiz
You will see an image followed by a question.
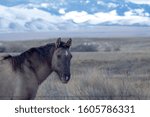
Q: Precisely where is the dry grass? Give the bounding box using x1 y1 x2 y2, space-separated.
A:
36 52 150 100
1 38 150 100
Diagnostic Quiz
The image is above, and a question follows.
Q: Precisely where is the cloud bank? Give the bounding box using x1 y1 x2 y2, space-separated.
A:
127 0 150 5
0 4 150 33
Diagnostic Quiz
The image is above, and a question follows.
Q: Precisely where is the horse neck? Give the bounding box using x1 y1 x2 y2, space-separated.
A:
35 62 53 85
30 46 55 85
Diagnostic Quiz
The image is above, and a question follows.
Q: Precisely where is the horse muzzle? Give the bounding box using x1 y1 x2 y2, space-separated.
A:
61 74 71 84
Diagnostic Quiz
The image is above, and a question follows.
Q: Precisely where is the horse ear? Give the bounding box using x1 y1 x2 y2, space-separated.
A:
66 38 72 47
56 37 61 48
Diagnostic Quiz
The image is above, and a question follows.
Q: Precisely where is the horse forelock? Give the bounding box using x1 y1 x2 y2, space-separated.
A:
57 41 70 49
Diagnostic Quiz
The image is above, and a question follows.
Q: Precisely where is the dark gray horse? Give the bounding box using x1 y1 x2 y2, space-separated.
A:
0 38 72 100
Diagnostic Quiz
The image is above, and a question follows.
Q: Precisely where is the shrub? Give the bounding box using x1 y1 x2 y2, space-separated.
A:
0 46 6 52
71 43 98 52
113 46 120 52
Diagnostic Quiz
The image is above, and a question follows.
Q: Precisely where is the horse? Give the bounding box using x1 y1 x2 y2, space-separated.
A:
0 38 72 100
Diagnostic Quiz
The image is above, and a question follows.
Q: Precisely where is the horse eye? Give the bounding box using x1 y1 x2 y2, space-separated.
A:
70 55 72 58
57 55 61 58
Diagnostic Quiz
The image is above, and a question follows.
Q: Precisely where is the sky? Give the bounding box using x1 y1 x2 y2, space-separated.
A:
0 0 150 38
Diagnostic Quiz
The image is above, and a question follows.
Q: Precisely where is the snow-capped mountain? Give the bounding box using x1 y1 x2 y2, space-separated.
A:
0 0 150 33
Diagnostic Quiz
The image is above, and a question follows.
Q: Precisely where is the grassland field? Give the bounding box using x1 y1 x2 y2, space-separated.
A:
1 37 150 99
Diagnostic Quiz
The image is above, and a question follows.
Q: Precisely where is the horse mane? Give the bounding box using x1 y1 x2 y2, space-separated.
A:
2 43 56 71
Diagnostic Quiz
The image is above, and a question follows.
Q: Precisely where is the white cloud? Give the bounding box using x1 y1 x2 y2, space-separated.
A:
127 0 150 5
89 10 119 24
41 3 49 8
107 3 118 8
119 10 150 25
145 13 150 17
62 11 92 23
97 1 118 8
59 8 66 14
0 5 64 32
125 9 150 17
85 0 90 4
97 1 105 5
62 10 150 26
134 9 145 15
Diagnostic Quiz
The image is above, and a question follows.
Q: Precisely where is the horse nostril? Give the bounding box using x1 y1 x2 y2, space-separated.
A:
63 73 71 81
65 74 70 80
65 76 70 81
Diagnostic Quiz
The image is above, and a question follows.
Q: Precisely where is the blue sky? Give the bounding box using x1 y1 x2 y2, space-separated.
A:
0 0 150 33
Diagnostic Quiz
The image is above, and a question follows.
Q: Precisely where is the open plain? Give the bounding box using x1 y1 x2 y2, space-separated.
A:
1 37 150 99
